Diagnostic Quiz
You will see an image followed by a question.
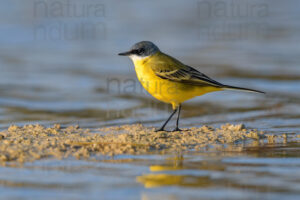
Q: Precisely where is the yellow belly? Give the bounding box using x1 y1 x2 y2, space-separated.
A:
134 58 220 109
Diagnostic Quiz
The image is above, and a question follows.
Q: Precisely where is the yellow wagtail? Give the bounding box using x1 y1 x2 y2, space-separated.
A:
119 41 264 132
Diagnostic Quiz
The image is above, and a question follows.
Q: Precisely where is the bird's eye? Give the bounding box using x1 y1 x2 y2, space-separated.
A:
137 48 145 55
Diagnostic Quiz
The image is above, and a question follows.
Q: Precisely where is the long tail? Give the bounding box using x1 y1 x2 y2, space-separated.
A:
222 85 265 94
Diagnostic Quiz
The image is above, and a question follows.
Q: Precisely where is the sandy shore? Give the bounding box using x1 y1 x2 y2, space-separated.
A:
0 124 297 164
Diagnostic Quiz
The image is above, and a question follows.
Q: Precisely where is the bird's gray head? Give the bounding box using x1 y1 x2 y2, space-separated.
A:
118 41 160 60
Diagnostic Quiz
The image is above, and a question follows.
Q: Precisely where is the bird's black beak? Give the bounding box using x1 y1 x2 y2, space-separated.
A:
118 50 132 56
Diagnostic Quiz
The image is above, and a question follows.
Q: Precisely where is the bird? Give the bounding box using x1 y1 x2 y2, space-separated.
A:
118 41 264 132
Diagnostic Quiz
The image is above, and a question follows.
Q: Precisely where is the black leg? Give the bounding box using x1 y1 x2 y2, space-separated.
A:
155 108 178 132
173 104 182 132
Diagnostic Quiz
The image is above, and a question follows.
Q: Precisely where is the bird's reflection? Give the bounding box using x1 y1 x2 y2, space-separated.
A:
137 155 213 188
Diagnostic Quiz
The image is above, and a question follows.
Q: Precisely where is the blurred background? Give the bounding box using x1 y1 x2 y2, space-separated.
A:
0 0 300 199
0 0 299 132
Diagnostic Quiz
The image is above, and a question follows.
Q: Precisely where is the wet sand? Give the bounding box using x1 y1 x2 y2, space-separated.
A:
0 123 297 165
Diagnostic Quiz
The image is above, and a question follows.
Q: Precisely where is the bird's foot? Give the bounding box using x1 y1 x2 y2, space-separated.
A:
172 127 183 132
155 127 188 132
155 128 166 132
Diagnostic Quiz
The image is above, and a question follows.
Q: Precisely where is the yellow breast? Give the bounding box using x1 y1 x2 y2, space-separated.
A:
132 53 220 109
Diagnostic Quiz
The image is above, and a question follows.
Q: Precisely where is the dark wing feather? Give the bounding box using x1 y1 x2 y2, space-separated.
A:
155 65 224 87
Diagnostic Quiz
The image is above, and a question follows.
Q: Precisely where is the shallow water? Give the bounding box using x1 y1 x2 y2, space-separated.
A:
0 0 300 199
